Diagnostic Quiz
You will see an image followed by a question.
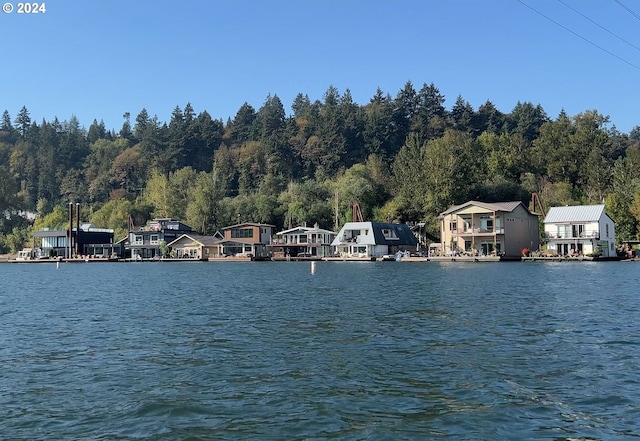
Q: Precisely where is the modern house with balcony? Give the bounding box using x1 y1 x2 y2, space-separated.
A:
32 223 115 258
127 218 193 260
270 224 336 260
543 204 615 257
217 222 275 259
439 201 539 259
330 222 418 259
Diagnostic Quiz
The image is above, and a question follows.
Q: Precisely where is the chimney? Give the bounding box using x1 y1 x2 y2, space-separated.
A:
68 202 73 259
75 203 80 256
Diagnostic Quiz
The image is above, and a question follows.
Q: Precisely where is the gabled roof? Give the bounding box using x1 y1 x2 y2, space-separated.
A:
331 222 417 247
544 204 607 223
167 234 222 247
221 222 276 229
371 222 418 246
440 200 526 216
276 225 336 235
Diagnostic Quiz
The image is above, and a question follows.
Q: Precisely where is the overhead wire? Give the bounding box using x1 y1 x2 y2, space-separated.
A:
516 0 640 71
557 0 640 53
614 0 640 22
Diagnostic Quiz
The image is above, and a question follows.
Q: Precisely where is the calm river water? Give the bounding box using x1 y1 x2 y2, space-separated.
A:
1 260 639 440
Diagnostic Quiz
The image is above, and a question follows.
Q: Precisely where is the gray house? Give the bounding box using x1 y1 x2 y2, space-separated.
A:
331 221 418 259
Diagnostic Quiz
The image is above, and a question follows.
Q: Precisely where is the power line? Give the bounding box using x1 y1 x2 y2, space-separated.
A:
557 0 640 54
516 0 640 71
614 0 640 22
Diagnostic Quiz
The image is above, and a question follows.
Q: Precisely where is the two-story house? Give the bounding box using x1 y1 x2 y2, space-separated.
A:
271 224 336 260
439 201 539 259
331 222 418 259
127 218 193 260
32 223 115 259
543 204 615 257
218 222 275 259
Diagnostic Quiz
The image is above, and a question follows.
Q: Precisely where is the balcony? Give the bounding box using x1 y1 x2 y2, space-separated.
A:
545 232 599 240
452 227 504 236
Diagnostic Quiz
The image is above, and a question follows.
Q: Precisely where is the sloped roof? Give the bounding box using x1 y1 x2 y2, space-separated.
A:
276 225 336 235
167 234 222 247
332 222 417 247
371 222 418 246
440 200 526 216
544 204 607 223
222 222 276 229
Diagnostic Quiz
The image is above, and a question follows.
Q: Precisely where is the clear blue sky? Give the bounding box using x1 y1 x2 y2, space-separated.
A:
1 0 638 134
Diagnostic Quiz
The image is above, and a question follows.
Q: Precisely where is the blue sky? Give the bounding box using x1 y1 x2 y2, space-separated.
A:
1 0 639 134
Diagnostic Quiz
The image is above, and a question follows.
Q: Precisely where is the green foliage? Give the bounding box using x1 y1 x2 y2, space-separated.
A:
0 226 30 253
0 83 636 240
32 205 70 231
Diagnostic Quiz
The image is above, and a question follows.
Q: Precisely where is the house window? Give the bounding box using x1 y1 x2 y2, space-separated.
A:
382 228 398 239
134 235 143 245
449 221 457 231
150 234 159 245
299 234 308 243
606 224 609 238
231 228 253 239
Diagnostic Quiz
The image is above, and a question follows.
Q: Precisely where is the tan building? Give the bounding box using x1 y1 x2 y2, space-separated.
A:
439 201 539 259
166 233 224 260
218 222 275 259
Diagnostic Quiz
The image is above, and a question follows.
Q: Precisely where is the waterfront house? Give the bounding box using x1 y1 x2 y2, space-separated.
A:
33 223 115 258
439 201 539 259
543 204 615 257
217 222 275 259
127 218 193 260
331 222 418 259
271 224 336 259
166 233 224 260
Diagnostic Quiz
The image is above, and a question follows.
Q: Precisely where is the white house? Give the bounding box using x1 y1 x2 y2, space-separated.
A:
271 224 336 259
543 204 616 257
331 222 418 259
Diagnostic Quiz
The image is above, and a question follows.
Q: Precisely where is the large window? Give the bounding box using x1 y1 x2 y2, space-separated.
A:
134 234 143 245
150 234 159 245
231 228 254 239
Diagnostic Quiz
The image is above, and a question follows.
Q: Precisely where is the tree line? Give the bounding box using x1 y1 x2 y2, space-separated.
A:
1 80 640 252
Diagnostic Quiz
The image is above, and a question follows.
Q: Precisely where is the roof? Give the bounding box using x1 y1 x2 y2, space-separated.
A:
276 225 336 235
372 223 418 246
440 200 526 216
167 234 222 247
544 205 607 223
332 222 417 247
33 227 114 237
222 222 276 229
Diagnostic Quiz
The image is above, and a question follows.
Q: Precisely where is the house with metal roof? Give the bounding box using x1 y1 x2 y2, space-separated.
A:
439 201 539 259
330 222 418 259
543 204 615 257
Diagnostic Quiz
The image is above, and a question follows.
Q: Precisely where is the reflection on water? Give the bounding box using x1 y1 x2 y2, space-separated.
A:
1 261 639 439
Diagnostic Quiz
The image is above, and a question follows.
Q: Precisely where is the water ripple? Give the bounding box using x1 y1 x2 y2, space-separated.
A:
1 261 639 439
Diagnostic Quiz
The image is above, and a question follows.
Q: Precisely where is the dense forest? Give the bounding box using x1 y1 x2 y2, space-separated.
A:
1 81 640 253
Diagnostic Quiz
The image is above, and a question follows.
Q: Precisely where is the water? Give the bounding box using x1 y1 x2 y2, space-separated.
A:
1 261 639 440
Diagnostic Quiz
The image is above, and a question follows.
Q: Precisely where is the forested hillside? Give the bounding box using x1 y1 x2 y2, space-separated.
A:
1 81 639 252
